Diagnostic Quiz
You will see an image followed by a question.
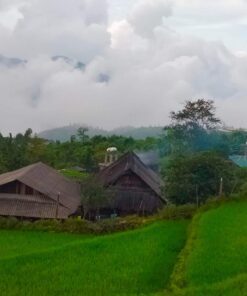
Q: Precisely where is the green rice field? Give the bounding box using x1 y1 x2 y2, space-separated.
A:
0 200 246 296
0 221 188 296
172 200 247 296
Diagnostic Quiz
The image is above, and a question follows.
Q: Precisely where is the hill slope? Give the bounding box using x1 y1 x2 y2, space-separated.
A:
38 125 164 141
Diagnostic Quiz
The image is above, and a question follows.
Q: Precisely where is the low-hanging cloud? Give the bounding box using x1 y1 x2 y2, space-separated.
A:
128 0 173 37
0 0 247 134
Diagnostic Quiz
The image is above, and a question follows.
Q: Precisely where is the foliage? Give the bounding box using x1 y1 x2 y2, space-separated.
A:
170 99 221 129
0 221 188 295
80 176 114 219
0 128 160 174
160 99 228 156
0 215 152 235
158 204 197 220
76 126 89 143
60 169 88 181
164 151 237 205
228 130 247 154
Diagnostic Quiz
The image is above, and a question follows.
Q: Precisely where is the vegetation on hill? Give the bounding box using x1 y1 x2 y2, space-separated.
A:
0 129 159 173
0 99 247 207
163 151 243 205
161 99 247 204
38 125 163 141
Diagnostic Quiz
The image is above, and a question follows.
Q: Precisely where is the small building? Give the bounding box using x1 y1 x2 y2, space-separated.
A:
96 151 166 216
229 155 247 168
0 162 81 219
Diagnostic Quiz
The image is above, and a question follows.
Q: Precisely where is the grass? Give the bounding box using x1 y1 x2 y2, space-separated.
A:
0 230 89 259
180 274 247 296
0 220 188 296
1 199 246 296
185 201 247 286
168 199 247 295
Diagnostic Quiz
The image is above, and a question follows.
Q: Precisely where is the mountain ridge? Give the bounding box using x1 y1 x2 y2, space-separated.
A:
38 124 164 141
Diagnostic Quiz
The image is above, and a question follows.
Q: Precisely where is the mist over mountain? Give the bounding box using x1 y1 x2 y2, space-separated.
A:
38 125 163 141
0 54 85 70
0 55 26 67
51 56 86 70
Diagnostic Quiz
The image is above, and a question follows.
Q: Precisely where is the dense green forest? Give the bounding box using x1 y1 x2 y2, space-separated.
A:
0 128 159 173
1 100 247 205
0 125 246 173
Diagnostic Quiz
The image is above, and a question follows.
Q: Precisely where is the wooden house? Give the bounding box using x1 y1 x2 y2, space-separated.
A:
96 152 166 216
0 162 81 219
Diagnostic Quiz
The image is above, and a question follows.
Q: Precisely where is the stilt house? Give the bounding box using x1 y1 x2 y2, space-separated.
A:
96 151 166 216
0 162 81 219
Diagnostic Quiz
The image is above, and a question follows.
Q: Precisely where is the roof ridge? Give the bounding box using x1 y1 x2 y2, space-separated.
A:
97 151 165 200
129 152 162 184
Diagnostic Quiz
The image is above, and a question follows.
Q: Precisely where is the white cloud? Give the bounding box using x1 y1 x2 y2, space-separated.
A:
128 0 173 37
0 0 110 60
0 0 247 134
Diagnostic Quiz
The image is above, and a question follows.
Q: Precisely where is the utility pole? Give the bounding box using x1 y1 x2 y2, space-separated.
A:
196 184 199 208
55 192 60 219
219 178 223 198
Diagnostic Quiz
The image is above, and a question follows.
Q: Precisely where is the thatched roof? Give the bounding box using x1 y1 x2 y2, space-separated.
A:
0 162 81 217
97 152 166 201
0 194 69 219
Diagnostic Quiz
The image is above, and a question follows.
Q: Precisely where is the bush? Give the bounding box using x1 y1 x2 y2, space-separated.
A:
97 215 150 233
62 218 92 234
0 215 152 235
33 219 61 231
0 217 21 229
158 204 197 220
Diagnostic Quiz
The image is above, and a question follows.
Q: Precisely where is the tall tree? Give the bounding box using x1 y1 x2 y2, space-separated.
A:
80 176 113 219
77 127 89 144
164 151 236 205
170 99 221 129
162 99 222 155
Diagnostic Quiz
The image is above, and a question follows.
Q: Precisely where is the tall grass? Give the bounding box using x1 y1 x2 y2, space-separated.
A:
0 221 188 296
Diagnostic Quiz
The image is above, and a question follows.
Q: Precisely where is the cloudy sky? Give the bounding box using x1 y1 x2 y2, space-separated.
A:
1 0 247 134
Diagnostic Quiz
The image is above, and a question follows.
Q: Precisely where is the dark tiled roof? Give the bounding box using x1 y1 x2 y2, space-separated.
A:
97 152 166 202
0 162 81 216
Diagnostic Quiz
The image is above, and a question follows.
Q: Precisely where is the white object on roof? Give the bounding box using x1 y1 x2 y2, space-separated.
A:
107 147 118 153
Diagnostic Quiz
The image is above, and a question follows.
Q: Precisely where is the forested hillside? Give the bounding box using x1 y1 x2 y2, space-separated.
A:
38 125 163 141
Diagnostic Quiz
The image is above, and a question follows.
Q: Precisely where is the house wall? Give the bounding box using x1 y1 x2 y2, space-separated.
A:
108 171 163 215
0 181 43 196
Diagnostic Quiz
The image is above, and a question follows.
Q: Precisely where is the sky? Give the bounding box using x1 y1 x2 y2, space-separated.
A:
1 0 247 134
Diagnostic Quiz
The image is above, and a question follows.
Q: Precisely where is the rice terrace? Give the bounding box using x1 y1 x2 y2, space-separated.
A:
0 198 246 295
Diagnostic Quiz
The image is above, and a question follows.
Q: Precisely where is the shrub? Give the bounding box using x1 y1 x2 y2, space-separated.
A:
0 215 152 235
97 215 150 233
32 219 61 231
0 217 21 229
159 204 197 220
61 218 92 234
